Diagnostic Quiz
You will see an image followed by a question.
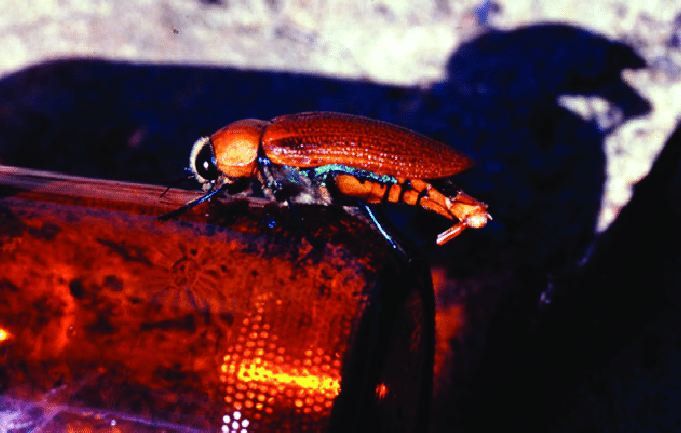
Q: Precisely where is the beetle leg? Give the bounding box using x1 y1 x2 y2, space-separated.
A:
334 174 391 204
157 184 225 221
333 175 490 245
407 179 490 244
257 155 285 202
362 204 407 255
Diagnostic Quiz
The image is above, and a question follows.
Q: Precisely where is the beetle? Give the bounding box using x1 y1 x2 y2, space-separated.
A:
165 112 490 246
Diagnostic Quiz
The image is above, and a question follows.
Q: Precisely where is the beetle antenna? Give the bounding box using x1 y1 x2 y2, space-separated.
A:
159 174 196 198
157 186 223 221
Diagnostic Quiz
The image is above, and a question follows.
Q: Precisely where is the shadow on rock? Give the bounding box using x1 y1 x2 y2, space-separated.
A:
463 115 681 432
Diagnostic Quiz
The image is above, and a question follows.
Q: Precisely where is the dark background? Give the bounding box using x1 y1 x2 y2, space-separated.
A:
2 23 680 432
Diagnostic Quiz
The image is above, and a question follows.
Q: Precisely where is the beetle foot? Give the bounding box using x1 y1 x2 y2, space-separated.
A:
436 191 491 245
436 223 465 245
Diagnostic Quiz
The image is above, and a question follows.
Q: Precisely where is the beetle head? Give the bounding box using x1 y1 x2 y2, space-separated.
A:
190 119 268 189
189 136 219 189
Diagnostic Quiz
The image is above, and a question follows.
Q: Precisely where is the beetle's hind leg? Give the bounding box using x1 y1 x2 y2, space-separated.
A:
361 204 408 256
405 179 491 245
332 174 490 245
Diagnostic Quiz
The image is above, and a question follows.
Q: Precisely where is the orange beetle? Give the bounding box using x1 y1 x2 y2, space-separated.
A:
172 112 490 246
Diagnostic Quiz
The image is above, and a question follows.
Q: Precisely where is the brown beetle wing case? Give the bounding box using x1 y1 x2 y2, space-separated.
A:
261 112 474 179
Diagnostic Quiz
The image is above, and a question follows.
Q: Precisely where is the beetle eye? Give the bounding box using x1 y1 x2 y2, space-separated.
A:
194 140 220 183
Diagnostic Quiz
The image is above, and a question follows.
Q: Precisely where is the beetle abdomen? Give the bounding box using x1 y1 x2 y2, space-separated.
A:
261 112 474 179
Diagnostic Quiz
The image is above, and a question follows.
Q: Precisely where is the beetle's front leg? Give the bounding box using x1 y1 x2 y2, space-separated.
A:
257 155 286 202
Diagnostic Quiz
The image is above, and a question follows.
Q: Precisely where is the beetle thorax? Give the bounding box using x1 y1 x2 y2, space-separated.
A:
208 119 269 180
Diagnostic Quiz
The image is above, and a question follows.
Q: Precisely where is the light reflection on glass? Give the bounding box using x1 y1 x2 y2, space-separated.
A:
376 383 388 399
220 310 343 428
235 363 340 398
222 410 250 433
